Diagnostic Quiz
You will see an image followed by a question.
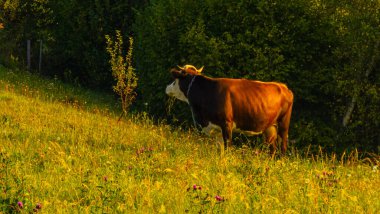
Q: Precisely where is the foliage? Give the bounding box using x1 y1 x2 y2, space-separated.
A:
105 30 138 117
0 0 54 69
328 1 380 152
0 67 379 213
0 0 146 85
134 0 334 113
133 0 380 152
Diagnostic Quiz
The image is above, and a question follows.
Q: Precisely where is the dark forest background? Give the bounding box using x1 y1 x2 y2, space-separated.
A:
1 0 379 153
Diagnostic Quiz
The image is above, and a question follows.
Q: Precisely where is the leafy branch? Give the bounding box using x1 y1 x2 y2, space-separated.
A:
105 30 137 120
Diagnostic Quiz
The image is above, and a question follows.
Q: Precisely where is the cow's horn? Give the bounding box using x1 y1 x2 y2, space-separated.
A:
197 66 204 73
177 65 185 70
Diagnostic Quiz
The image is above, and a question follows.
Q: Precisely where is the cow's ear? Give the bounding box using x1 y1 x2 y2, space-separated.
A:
170 68 185 78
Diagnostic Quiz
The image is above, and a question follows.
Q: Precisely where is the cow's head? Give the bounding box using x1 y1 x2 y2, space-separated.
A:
165 65 204 103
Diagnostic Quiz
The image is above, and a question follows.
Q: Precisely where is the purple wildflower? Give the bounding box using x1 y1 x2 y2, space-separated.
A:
215 195 223 201
17 201 23 209
193 184 198 190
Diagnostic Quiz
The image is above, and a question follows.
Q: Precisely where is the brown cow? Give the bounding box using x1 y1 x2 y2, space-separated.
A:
166 65 293 154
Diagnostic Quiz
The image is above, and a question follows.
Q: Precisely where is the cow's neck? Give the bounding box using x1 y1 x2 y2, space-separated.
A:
186 75 197 98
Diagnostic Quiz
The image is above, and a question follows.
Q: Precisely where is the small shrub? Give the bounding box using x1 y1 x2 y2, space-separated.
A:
105 30 137 119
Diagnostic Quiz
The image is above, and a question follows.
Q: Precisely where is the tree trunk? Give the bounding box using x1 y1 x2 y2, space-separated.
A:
342 41 379 127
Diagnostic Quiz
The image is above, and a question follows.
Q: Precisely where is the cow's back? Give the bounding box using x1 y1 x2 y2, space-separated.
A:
217 79 293 132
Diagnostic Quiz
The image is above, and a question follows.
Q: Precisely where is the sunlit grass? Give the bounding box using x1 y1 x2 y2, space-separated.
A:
0 66 379 213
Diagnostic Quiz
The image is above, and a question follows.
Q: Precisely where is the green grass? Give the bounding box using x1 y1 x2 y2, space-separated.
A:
0 66 379 213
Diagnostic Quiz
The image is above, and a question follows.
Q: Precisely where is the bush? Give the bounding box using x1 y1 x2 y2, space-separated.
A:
133 0 380 153
105 30 137 118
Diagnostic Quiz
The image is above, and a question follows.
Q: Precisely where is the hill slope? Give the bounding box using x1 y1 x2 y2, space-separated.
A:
0 66 379 213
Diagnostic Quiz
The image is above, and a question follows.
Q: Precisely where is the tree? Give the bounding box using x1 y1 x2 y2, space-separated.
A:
133 0 380 152
330 0 380 151
106 30 138 119
0 0 53 68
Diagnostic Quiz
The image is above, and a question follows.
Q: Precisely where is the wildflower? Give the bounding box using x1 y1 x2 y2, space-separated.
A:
103 176 108 182
35 203 42 209
193 184 198 190
192 184 202 190
33 203 43 212
17 201 23 209
136 147 145 156
215 195 223 201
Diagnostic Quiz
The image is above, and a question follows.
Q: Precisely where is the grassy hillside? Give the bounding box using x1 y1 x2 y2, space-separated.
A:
0 66 379 213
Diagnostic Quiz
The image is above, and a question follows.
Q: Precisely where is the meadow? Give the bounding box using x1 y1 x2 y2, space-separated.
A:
0 66 379 213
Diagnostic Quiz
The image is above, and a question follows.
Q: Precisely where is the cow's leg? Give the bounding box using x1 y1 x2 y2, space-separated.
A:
264 125 278 154
221 122 233 149
278 103 293 154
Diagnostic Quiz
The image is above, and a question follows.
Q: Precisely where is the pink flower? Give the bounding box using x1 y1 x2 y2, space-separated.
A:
17 201 23 209
215 195 223 201
193 184 198 190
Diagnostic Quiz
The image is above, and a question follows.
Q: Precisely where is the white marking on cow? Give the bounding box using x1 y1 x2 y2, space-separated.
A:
202 122 263 136
232 122 263 136
202 122 221 136
165 79 188 103
202 123 224 143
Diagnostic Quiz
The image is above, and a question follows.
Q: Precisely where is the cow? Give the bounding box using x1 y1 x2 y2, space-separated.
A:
165 65 294 154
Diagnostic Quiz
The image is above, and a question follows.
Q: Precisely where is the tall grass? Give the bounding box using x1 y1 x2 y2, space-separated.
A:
0 66 379 213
